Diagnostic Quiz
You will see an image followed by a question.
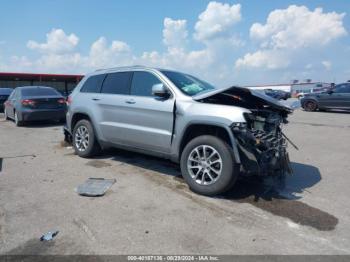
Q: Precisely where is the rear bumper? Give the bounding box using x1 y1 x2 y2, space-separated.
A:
21 109 66 121
63 124 72 143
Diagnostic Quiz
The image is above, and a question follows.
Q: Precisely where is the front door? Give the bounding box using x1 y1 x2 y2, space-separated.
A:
122 71 175 153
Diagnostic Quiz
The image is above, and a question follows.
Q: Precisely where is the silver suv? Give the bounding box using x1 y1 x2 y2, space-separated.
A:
65 66 293 196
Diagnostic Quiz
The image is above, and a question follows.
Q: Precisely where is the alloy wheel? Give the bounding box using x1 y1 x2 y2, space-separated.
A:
305 101 316 111
187 145 223 185
75 126 90 152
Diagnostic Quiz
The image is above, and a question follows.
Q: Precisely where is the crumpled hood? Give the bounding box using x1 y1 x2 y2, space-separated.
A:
193 86 293 113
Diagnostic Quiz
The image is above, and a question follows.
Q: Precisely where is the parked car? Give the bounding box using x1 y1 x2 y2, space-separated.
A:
4 86 67 126
64 66 293 196
301 83 350 111
264 89 291 100
0 88 13 112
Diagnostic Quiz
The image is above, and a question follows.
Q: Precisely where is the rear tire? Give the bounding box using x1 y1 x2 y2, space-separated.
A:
303 100 317 112
180 135 239 196
14 111 24 126
72 119 101 158
4 108 10 120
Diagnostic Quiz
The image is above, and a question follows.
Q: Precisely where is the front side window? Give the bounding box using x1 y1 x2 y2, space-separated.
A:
130 72 162 97
101 72 132 95
334 84 350 93
80 74 105 93
161 70 216 96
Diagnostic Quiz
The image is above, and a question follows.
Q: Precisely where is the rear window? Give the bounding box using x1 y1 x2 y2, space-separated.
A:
21 87 60 97
101 72 132 95
80 74 106 93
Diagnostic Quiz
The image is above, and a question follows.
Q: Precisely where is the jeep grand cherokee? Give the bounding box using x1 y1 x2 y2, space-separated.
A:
64 66 293 196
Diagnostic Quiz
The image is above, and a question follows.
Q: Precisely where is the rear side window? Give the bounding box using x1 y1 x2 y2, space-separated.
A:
101 72 132 95
130 71 162 97
21 88 60 96
80 74 105 93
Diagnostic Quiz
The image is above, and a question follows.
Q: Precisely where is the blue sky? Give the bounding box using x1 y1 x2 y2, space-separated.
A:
0 0 349 86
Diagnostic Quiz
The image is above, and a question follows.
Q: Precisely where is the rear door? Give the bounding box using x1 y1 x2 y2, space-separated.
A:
97 71 134 144
122 71 175 153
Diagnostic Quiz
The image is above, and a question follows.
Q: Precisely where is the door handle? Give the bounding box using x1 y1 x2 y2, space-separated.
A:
92 98 100 101
125 99 136 104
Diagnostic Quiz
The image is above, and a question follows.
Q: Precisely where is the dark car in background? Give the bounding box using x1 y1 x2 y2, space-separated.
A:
4 86 67 126
0 88 13 112
301 83 350 111
264 89 291 100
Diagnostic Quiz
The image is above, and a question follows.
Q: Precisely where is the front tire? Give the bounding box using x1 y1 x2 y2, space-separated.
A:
303 100 317 111
180 135 239 196
72 119 101 157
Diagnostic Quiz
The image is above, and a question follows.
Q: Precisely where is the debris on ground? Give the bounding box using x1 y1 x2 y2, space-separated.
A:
40 231 59 241
76 178 116 197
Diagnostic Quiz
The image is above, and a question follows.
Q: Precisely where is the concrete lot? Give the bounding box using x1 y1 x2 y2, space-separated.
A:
0 109 349 255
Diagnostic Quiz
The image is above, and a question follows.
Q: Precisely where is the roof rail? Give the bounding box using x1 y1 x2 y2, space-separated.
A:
95 65 149 72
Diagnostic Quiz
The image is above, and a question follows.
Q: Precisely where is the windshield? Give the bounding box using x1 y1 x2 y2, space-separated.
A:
161 70 216 96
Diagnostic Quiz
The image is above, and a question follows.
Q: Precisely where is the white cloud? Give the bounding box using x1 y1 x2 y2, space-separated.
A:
194 2 241 41
163 18 188 49
322 60 332 70
88 37 133 68
236 5 347 70
27 28 79 54
235 50 289 69
250 5 347 49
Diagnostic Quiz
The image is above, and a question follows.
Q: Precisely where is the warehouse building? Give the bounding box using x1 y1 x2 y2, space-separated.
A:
0 72 84 95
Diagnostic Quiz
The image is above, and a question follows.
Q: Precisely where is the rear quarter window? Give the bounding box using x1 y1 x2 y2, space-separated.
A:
80 74 106 93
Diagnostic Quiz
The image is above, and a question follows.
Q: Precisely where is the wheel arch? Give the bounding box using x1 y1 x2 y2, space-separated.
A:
178 122 241 164
71 112 92 131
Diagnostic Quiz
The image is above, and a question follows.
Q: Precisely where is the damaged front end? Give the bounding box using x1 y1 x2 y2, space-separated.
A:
232 110 292 176
194 86 294 177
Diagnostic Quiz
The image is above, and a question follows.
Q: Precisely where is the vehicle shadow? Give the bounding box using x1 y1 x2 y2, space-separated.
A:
223 162 321 201
21 120 65 128
100 148 181 177
318 110 350 114
100 148 321 199
94 149 338 230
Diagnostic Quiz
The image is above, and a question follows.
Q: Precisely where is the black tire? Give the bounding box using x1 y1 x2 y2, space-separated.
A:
14 111 24 126
303 100 317 111
180 135 239 196
4 108 10 120
72 119 101 157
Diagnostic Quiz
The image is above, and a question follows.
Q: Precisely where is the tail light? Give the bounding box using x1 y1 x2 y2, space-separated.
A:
66 96 72 105
57 98 66 104
21 99 36 106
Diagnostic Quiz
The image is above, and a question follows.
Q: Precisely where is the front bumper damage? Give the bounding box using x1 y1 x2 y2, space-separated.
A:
232 111 292 177
194 86 294 177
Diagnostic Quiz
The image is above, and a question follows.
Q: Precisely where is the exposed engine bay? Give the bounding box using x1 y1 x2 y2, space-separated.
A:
195 86 294 177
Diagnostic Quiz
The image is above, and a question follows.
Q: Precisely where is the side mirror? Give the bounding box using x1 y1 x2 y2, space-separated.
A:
152 83 169 98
